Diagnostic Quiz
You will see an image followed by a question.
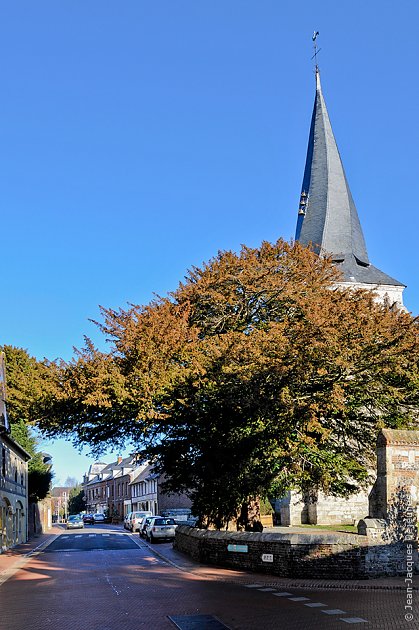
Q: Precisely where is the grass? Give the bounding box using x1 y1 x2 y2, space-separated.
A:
298 523 358 533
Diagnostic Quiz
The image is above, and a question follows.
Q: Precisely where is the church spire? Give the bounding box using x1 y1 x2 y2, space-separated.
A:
295 61 404 295
296 65 370 266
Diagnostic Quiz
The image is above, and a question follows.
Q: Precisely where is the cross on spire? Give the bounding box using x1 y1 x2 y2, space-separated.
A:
311 31 321 70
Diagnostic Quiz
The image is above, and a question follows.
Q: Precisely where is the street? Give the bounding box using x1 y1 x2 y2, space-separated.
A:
0 524 415 630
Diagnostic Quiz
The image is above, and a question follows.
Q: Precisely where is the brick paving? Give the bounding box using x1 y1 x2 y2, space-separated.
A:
0 525 416 630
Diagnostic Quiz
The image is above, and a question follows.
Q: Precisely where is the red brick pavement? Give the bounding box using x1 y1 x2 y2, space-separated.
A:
1 523 413 593
0 525 416 630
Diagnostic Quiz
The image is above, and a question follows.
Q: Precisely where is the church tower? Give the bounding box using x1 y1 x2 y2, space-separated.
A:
295 66 405 307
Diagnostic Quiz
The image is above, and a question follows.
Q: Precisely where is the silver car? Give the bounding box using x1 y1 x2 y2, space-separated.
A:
66 515 84 530
145 517 177 542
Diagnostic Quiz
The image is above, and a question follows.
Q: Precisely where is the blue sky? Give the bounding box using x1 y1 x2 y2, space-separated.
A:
2 1 418 485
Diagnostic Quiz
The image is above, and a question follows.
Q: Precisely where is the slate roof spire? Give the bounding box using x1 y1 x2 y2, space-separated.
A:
295 67 404 289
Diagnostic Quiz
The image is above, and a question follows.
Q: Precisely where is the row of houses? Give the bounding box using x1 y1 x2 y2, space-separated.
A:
82 455 192 520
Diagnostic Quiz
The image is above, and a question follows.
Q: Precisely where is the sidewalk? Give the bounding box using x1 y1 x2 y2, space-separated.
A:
0 526 60 581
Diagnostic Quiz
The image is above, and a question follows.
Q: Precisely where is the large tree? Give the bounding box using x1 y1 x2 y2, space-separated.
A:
35 240 419 527
67 485 85 515
2 346 56 501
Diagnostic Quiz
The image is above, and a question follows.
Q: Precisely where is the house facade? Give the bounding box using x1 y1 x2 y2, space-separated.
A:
0 351 31 552
83 456 191 520
130 462 159 515
0 431 31 551
83 456 144 519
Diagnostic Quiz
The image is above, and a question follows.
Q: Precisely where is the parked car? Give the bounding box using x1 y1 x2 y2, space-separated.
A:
139 516 154 538
93 513 106 524
66 515 84 530
124 513 132 529
83 513 94 524
145 517 177 542
129 510 153 532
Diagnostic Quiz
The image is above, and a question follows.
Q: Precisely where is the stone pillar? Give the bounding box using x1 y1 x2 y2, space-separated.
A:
358 429 418 575
368 429 419 524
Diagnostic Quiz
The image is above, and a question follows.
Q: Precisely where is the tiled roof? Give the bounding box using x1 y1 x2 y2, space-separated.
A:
130 463 154 484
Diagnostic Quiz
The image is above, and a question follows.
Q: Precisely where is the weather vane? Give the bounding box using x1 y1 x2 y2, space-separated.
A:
311 31 321 69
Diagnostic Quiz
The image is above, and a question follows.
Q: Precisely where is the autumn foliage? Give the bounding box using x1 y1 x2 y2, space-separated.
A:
34 240 419 528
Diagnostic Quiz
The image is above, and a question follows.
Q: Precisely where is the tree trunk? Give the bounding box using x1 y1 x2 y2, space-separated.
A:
237 497 263 532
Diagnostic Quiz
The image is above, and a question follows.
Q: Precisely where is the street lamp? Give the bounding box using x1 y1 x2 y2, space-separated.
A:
63 491 68 521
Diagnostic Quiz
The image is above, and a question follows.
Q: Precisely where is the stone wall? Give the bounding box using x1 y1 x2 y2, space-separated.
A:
174 526 419 579
28 498 52 538
308 489 370 525
274 488 369 526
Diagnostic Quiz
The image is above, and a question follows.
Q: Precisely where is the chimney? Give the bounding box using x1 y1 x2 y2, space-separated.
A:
117 456 123 465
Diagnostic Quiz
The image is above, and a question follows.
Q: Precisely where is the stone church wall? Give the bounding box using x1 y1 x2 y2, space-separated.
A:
274 488 369 526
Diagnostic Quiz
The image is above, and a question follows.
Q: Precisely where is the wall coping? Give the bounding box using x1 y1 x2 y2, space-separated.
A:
176 525 366 547
378 428 419 447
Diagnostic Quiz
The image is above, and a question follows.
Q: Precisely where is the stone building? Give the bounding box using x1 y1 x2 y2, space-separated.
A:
0 431 31 551
0 352 31 551
276 65 405 526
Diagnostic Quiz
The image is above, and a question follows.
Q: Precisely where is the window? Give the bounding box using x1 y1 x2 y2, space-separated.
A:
2 447 5 477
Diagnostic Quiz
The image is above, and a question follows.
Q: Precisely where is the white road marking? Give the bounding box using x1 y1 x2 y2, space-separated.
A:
243 580 369 625
105 574 121 596
245 584 263 588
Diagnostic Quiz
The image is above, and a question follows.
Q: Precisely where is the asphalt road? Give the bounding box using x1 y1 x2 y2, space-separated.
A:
0 525 416 630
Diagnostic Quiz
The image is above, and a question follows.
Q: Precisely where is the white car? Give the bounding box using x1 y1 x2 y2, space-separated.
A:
145 517 177 542
129 510 152 532
93 513 106 524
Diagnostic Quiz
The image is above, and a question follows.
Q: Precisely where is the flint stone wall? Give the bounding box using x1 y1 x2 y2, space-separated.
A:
274 488 369 526
369 429 419 521
174 526 419 579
